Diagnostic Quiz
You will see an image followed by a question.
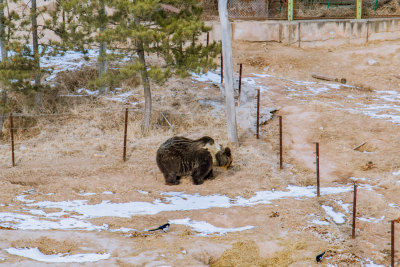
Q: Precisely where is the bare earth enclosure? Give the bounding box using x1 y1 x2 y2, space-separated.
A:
1 38 400 266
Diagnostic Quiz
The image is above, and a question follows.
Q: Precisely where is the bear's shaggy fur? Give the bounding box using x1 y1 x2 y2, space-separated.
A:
156 136 215 185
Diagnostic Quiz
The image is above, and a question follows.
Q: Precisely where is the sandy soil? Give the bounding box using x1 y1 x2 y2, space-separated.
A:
1 39 400 266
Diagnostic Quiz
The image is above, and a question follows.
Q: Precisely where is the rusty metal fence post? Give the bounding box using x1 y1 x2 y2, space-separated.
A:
314 142 320 197
238 63 242 106
220 53 223 84
256 89 260 139
10 112 15 167
392 220 395 267
279 116 283 169
123 108 128 162
352 182 358 239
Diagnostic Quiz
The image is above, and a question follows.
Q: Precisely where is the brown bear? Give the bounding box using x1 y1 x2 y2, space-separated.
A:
156 136 215 185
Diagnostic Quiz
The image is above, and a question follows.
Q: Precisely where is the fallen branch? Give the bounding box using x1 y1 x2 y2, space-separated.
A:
312 72 346 84
161 112 174 129
353 141 367 151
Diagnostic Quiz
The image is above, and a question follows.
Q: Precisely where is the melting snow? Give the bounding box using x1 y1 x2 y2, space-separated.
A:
393 170 400 176
311 219 330 226
5 247 110 263
334 199 352 213
359 216 385 223
322 205 346 224
192 71 221 84
137 190 149 195
169 218 254 236
78 192 96 196
0 212 107 231
363 258 387 267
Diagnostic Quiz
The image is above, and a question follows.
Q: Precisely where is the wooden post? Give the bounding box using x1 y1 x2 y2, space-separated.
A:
279 116 283 169
356 0 362 19
206 32 209 46
256 89 260 139
288 0 294 21
123 108 128 162
392 220 395 267
352 182 358 239
10 112 15 167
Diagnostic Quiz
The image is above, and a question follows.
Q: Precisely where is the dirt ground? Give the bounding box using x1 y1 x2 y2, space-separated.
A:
1 39 400 266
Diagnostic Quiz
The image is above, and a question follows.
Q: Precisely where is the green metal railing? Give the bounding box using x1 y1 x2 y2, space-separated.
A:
201 0 400 20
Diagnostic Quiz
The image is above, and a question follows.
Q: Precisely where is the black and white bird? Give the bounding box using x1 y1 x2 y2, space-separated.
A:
149 223 170 232
316 251 326 263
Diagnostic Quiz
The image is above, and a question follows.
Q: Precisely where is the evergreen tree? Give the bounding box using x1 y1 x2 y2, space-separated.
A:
0 0 36 137
44 0 111 94
101 0 220 135
44 0 220 135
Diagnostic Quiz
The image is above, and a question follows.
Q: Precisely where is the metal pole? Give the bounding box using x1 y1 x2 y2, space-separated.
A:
352 182 357 239
315 142 320 197
356 0 362 19
10 112 15 167
220 53 223 84
256 89 260 139
392 220 395 267
279 116 283 169
238 63 242 106
288 0 294 21
123 108 128 162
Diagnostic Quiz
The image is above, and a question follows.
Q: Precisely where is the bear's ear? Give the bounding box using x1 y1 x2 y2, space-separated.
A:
224 147 231 157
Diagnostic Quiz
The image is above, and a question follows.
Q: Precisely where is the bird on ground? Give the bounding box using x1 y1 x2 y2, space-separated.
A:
149 223 170 232
316 251 326 263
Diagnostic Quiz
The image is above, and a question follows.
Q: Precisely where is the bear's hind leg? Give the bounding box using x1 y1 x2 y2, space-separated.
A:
191 162 212 185
204 169 214 180
164 173 180 185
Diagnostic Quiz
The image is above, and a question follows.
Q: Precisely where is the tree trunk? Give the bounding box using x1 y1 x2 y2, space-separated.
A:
218 0 239 144
0 90 7 139
98 1 107 94
0 0 7 61
138 47 151 136
31 0 42 106
133 0 151 136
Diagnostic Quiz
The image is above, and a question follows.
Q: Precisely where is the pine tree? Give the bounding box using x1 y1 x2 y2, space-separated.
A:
44 0 111 94
44 0 220 136
0 0 36 137
100 0 220 135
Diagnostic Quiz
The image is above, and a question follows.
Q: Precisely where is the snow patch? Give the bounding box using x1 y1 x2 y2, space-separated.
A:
192 71 221 84
5 247 110 263
322 205 346 224
311 219 330 226
170 218 254 236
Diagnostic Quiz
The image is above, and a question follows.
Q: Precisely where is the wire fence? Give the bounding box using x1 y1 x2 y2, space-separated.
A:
0 104 234 167
201 0 400 19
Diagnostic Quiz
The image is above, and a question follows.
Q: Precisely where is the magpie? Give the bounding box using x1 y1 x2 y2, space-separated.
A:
316 251 325 263
149 223 170 232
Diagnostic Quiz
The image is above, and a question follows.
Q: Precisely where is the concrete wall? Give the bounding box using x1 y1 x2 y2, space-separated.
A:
206 18 400 47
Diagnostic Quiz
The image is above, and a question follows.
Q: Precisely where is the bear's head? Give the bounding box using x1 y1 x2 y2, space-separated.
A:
205 143 233 169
